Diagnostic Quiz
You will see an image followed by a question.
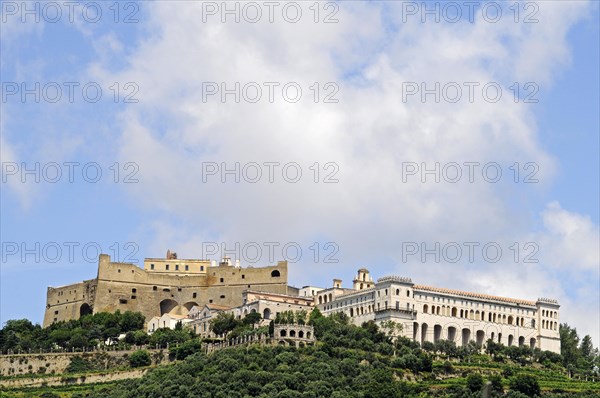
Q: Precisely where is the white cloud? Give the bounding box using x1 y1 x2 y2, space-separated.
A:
83 1 597 338
539 201 600 271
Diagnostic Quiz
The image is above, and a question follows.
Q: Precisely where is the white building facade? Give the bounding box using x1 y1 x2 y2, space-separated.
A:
316 269 560 353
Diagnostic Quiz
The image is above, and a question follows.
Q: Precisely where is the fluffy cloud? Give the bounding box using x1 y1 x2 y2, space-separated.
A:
83 1 597 338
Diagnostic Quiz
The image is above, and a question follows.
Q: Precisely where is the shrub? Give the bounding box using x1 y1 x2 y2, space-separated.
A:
65 356 93 373
442 361 454 374
466 373 484 392
129 350 151 368
509 374 541 397
170 339 202 360
489 374 503 393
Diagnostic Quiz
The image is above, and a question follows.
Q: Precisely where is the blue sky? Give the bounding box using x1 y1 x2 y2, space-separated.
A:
1 1 599 340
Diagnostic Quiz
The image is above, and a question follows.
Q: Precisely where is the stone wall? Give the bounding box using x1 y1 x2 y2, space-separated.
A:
0 350 169 377
44 254 290 327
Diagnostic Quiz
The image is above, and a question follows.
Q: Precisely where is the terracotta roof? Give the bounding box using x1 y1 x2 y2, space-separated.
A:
413 284 536 306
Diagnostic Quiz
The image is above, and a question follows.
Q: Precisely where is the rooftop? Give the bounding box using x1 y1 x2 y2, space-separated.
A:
413 284 537 306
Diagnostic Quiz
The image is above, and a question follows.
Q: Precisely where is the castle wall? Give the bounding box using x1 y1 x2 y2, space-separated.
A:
44 254 289 327
43 280 96 327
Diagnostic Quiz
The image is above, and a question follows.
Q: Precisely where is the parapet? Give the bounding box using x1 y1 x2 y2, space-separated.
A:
537 297 559 306
377 276 413 284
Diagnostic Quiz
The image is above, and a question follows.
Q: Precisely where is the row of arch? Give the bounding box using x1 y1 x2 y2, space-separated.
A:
160 299 199 315
422 305 531 328
278 329 312 339
542 309 558 318
318 293 334 304
412 322 537 349
542 320 558 330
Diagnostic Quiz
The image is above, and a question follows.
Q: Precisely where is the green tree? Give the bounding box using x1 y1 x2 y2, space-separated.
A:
509 374 540 397
149 328 191 348
170 339 202 360
242 312 262 326
295 309 308 325
210 313 240 336
560 323 581 368
129 350 151 368
379 320 402 339
120 311 145 332
69 329 89 349
466 373 484 392
489 374 503 393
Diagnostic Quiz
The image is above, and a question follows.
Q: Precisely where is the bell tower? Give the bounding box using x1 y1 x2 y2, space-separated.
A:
353 268 373 290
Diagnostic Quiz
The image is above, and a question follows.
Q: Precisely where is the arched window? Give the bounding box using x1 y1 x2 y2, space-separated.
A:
263 308 272 320
271 270 281 278
423 305 428 313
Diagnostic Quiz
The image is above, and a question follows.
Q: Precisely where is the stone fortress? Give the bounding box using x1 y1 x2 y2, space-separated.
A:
43 251 289 327
44 251 561 353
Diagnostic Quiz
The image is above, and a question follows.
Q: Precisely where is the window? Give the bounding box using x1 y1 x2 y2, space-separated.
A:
209 299 213 303
220 278 224 283
193 292 197 298
132 288 137 293
271 270 281 277
119 299 127 304
153 286 157 291
242 274 245 279
220 295 225 299
54 310 59 315
166 264 170 270
175 264 179 271
131 295 136 299
118 269 121 273
185 265 189 271
201 266 204 271
150 264 154 270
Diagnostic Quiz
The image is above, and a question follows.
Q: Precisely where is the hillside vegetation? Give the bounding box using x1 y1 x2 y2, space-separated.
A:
0 310 598 397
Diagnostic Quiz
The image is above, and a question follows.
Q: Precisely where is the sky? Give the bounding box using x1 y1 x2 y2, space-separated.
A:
1 1 599 343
